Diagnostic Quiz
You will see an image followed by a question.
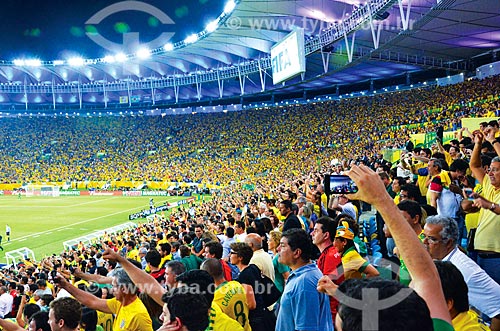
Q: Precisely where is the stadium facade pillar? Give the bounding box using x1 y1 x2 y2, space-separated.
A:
217 70 224 98
78 79 82 109
406 72 411 85
103 80 108 108
23 77 28 111
150 78 156 106
397 0 413 31
52 78 56 110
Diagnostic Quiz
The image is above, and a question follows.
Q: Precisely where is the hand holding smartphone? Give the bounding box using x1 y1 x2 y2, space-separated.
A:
324 175 358 195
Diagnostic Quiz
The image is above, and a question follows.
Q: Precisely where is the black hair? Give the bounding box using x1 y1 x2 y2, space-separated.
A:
230 242 253 265
449 159 469 173
29 311 50 331
280 200 293 211
161 287 209 331
175 269 215 305
23 303 41 320
399 184 421 201
81 307 98 331
397 200 422 220
235 221 246 231
159 242 172 255
226 227 235 238
315 216 337 241
281 228 313 261
338 278 432 331
205 241 223 259
434 261 468 313
145 249 162 268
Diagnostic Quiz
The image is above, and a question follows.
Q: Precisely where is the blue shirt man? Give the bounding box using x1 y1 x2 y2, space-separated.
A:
276 228 334 331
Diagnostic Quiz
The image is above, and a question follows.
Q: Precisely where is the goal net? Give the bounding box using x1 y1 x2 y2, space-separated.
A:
5 247 36 270
25 184 60 197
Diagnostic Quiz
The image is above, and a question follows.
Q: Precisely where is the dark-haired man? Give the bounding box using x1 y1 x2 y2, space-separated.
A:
279 200 302 232
203 241 232 281
191 225 204 257
312 217 342 322
145 249 166 285
277 228 333 331
434 261 491 331
158 243 172 268
48 297 81 331
200 258 251 331
158 288 209 331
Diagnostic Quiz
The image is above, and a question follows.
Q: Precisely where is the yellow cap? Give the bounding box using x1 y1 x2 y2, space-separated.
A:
335 221 355 240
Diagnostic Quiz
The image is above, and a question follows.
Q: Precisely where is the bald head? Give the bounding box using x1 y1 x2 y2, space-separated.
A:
245 233 262 251
200 258 224 280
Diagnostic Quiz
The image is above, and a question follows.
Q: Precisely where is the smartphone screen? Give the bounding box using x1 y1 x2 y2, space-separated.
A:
324 175 358 195
464 188 474 201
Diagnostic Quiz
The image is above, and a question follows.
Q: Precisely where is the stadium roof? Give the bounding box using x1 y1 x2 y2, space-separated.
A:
0 0 499 110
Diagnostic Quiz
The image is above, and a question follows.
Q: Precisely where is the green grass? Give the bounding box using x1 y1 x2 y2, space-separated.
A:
0 195 187 262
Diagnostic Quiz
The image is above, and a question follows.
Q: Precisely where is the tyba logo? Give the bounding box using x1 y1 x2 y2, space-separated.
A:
86 1 175 53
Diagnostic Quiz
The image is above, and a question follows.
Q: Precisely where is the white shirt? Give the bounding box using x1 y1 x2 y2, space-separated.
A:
235 233 247 243
0 292 13 318
249 249 275 281
443 247 500 318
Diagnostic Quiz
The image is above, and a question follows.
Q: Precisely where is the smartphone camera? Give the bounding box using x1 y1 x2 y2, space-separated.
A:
464 188 474 201
324 175 358 195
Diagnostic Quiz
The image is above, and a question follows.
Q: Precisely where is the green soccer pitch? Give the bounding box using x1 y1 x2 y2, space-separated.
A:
0 195 187 262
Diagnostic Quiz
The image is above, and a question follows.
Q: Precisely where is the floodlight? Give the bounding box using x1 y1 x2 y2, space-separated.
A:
25 59 42 67
13 59 25 66
68 57 85 67
224 0 236 14
206 20 218 33
184 34 198 44
115 53 127 63
103 55 116 63
164 43 174 51
136 48 151 59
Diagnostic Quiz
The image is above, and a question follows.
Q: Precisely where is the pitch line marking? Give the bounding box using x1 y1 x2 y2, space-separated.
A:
7 205 142 243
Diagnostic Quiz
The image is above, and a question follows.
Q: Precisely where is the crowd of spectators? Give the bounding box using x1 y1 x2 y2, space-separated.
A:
0 75 498 187
0 75 499 330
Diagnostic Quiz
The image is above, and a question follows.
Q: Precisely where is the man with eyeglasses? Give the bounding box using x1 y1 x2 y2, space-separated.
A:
470 130 500 287
423 215 500 331
56 268 152 331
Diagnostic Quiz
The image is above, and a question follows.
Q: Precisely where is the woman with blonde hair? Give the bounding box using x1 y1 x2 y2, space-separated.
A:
268 231 290 296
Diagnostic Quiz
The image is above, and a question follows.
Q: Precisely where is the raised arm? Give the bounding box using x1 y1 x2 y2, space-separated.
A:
346 165 451 324
73 268 113 285
15 294 27 328
102 248 166 306
56 275 112 314
470 131 486 184
0 318 26 331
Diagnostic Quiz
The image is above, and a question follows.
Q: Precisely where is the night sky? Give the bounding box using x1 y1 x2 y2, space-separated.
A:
0 0 225 60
